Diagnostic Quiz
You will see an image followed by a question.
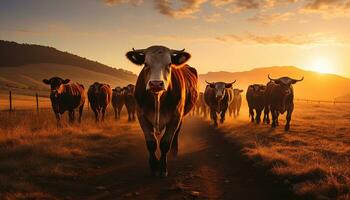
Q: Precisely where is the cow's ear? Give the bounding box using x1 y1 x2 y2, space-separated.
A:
63 79 70 84
209 83 215 88
291 80 299 84
171 52 191 66
274 80 281 84
239 90 244 93
126 51 145 65
42 79 50 85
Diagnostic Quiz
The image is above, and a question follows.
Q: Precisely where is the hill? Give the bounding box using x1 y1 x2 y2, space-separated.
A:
335 93 350 102
0 40 136 95
199 66 350 101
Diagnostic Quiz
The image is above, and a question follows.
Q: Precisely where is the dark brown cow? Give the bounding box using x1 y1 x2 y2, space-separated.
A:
265 75 304 131
87 82 112 122
204 81 235 127
43 77 85 126
246 84 267 124
229 89 243 118
126 45 198 177
123 84 136 121
112 86 125 120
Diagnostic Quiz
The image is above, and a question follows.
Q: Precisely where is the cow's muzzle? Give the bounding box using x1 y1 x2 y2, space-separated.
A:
148 80 165 93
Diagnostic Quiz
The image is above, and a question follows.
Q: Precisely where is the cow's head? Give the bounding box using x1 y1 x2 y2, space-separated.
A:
250 84 266 96
42 77 70 97
126 46 191 94
124 84 135 96
268 75 304 95
89 82 102 95
112 86 124 95
206 80 236 101
233 89 244 96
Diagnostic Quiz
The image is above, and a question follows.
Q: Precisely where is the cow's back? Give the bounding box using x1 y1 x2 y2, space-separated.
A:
60 82 85 111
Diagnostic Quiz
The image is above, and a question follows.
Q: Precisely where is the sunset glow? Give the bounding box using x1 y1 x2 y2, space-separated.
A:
310 57 334 74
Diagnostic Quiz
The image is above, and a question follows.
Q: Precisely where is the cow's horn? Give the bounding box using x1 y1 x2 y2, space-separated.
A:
171 49 185 54
205 80 213 85
229 80 236 85
268 74 278 81
292 76 304 82
132 48 145 54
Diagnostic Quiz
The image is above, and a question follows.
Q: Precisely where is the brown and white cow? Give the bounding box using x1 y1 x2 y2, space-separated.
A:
112 86 125 120
126 46 198 177
246 84 267 124
204 81 235 127
265 75 304 131
43 77 85 126
229 89 243 118
88 82 112 122
123 84 136 121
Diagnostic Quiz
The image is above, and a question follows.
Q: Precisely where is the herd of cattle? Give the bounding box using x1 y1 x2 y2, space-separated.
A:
42 45 303 177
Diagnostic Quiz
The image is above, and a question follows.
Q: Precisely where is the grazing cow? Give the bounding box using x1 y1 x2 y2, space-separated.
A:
126 46 198 177
265 75 304 131
246 84 267 124
112 86 125 120
204 81 235 127
124 84 136 121
42 77 85 126
229 89 243 118
87 82 112 122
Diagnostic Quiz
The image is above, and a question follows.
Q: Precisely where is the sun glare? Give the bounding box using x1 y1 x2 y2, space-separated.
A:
310 58 334 74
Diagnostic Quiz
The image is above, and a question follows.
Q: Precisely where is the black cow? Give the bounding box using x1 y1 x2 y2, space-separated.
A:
112 86 125 120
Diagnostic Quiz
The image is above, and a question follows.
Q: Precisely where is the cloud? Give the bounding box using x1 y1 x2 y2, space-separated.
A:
216 32 336 46
154 0 207 19
301 0 350 18
212 0 298 12
204 12 222 22
102 0 143 6
248 12 294 24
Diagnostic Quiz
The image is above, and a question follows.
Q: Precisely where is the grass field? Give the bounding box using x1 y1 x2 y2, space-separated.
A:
0 99 349 200
219 102 350 200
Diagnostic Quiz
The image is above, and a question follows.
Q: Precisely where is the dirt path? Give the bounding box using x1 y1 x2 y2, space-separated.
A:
74 117 298 200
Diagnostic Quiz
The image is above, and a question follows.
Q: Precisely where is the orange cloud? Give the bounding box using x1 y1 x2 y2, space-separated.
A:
248 12 294 24
216 32 336 46
103 0 143 6
154 0 207 19
301 0 350 18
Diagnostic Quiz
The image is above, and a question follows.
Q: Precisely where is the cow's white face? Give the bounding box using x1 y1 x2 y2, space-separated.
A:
126 46 191 94
207 81 235 102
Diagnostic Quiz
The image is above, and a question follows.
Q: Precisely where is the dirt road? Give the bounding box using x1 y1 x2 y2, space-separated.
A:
1 116 299 200
72 117 298 200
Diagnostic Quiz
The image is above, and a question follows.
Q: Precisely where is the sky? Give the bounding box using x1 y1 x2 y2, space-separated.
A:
1 0 350 77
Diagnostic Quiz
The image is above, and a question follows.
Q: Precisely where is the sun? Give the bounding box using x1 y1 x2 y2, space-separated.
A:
310 58 334 74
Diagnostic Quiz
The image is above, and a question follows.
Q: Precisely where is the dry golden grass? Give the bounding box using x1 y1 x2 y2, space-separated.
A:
0 107 143 199
220 101 350 200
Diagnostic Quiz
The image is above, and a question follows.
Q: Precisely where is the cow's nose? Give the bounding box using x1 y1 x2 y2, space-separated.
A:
216 95 223 100
149 81 165 92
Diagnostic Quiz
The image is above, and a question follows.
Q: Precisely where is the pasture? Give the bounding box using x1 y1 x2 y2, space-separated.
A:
0 95 349 200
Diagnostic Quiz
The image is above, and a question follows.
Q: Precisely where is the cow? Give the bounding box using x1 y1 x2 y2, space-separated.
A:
123 84 136 121
126 46 198 177
265 75 304 131
246 84 267 124
229 89 243 118
197 92 208 117
112 86 125 120
204 81 235 127
87 82 112 122
42 77 85 126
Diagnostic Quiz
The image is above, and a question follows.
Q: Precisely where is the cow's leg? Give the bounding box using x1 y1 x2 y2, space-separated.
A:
171 121 182 158
255 109 262 124
220 106 227 123
285 104 294 131
68 110 74 124
101 106 107 122
264 105 270 124
210 109 218 127
133 111 136 121
55 112 61 128
160 117 181 177
113 107 118 120
249 107 254 123
78 103 84 123
138 114 158 176
271 109 279 128
92 108 99 123
128 110 131 121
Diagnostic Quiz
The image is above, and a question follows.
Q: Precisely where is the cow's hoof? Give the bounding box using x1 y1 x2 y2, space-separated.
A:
159 171 168 178
285 125 290 131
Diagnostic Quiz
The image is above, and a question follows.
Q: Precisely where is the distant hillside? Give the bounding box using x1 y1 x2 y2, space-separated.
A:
199 66 350 101
0 40 136 95
335 94 350 102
